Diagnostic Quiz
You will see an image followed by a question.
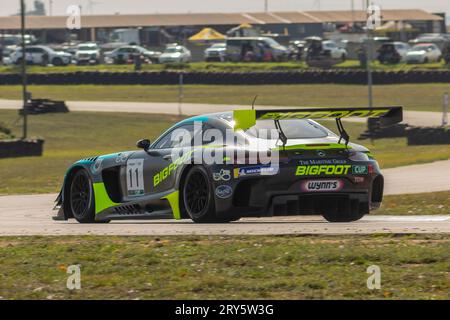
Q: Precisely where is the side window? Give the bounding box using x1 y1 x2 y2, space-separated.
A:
154 124 195 149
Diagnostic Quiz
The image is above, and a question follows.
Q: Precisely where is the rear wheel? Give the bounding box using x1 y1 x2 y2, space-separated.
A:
182 166 217 223
69 169 96 223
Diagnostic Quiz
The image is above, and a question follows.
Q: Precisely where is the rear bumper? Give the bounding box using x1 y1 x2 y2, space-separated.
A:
211 162 383 218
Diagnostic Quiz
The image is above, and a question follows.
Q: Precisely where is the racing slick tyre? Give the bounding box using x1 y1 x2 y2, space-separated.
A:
321 199 367 223
69 169 96 223
182 166 221 223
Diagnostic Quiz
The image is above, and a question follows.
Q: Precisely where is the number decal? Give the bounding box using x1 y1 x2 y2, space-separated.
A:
126 159 144 196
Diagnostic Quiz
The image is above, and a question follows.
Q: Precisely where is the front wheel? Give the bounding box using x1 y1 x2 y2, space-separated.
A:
52 57 63 66
69 169 96 223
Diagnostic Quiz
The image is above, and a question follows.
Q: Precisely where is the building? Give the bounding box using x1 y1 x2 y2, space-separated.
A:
0 9 445 46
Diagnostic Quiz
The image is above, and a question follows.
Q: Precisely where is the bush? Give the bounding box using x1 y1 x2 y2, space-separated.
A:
0 122 14 139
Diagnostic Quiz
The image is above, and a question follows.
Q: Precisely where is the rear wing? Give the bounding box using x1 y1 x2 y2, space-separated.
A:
233 106 403 131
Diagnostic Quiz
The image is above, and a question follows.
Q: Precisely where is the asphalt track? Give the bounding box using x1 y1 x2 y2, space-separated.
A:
0 160 449 236
0 193 448 235
0 99 446 127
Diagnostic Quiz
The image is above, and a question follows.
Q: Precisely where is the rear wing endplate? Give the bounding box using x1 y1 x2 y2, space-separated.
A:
233 106 403 131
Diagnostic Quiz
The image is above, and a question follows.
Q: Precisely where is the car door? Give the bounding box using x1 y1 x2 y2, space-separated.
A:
121 124 197 201
33 47 46 64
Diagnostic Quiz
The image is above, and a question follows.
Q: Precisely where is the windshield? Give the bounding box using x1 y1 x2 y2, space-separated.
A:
263 38 281 47
78 45 98 51
245 119 329 140
411 45 431 51
164 47 182 53
211 43 226 48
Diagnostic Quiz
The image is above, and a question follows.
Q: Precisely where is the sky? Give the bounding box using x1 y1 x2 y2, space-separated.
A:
1 0 449 19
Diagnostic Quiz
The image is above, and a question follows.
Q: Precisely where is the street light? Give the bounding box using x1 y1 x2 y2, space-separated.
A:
20 0 28 139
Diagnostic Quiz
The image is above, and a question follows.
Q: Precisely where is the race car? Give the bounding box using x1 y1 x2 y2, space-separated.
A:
53 106 402 224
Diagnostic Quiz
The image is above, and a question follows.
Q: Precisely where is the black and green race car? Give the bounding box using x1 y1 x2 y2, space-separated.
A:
53 106 402 224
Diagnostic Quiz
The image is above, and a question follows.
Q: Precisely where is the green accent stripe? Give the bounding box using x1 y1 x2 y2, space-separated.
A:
272 143 352 151
93 182 119 214
162 191 181 220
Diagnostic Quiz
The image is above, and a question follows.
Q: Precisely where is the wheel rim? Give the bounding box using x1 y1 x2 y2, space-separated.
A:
70 172 91 218
184 171 209 216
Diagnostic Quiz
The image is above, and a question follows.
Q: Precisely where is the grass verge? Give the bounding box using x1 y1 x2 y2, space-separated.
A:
376 191 450 216
1 110 450 195
0 234 448 300
0 60 448 73
0 83 449 112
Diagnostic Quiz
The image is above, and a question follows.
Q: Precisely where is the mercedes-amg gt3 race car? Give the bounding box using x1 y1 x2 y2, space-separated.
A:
53 106 402 224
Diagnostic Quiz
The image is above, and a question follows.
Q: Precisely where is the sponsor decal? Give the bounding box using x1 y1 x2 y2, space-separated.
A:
234 165 278 178
213 169 231 181
91 158 103 174
354 177 365 183
299 159 348 165
215 185 233 199
317 150 326 158
301 180 343 192
352 165 369 175
296 165 351 176
259 109 390 120
153 150 193 187
126 159 145 196
115 152 131 164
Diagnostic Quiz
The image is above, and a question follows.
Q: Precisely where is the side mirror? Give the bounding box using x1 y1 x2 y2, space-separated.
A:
136 139 151 151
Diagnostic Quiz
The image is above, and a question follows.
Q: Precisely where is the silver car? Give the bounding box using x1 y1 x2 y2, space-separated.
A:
159 45 192 64
204 43 227 62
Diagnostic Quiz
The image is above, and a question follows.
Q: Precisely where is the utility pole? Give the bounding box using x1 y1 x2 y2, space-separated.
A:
48 0 53 16
20 0 28 139
264 0 269 13
351 0 355 31
366 0 373 109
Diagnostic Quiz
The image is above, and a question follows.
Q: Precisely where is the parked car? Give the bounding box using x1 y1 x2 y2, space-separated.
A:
75 43 101 65
226 37 288 62
377 43 401 64
321 40 347 61
410 34 448 51
287 40 306 61
159 45 191 63
204 43 226 62
377 42 410 64
9 45 72 66
406 43 442 64
104 45 161 64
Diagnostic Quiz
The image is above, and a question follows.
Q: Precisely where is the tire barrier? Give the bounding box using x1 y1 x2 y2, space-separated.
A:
407 127 450 146
19 99 69 115
1 69 450 85
0 139 44 158
358 118 407 140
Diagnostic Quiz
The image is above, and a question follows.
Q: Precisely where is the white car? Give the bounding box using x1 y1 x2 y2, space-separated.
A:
104 45 160 64
204 43 226 62
406 43 442 64
322 40 347 61
9 45 71 66
159 45 191 64
75 43 101 65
